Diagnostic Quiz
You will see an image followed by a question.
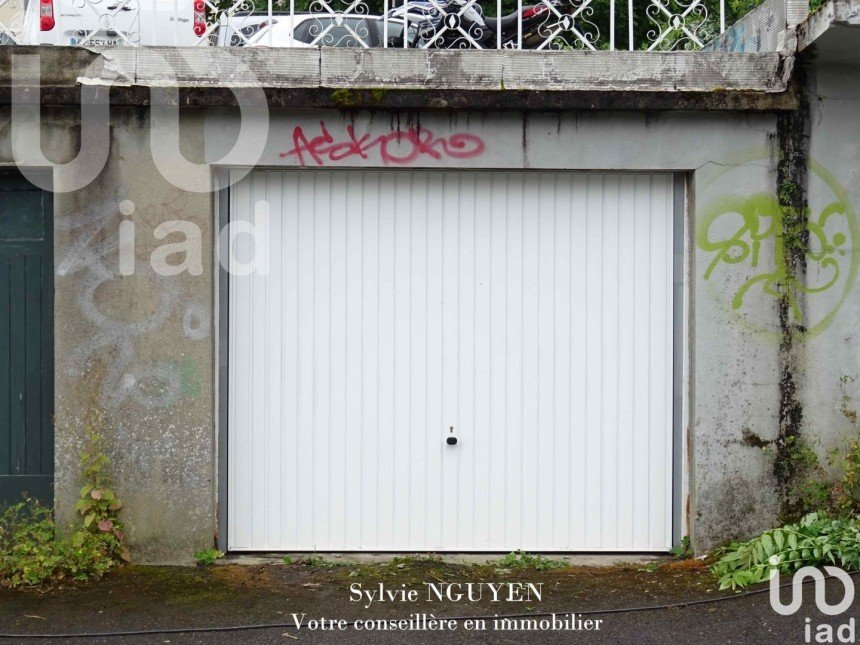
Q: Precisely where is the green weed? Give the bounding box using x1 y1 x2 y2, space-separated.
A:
194 549 225 566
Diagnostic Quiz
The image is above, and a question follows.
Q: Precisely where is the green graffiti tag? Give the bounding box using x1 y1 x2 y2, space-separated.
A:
698 193 850 325
697 161 858 338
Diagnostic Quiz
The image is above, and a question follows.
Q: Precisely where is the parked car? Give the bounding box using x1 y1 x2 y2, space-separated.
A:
245 13 418 48
23 0 203 46
213 11 281 46
245 14 377 48
373 14 427 47
0 0 26 44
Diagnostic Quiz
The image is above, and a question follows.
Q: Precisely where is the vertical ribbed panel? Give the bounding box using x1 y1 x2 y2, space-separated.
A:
228 170 674 551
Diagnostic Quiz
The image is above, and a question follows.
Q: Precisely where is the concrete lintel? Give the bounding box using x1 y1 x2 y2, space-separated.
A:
0 85 799 112
0 46 793 111
319 49 789 93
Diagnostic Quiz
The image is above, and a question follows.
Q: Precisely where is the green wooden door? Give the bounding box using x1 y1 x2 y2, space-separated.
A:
0 172 53 507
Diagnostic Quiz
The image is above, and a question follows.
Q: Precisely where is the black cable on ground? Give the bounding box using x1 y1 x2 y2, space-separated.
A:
1 569 857 639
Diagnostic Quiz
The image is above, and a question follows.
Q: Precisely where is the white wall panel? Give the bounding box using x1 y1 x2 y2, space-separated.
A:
228 169 675 551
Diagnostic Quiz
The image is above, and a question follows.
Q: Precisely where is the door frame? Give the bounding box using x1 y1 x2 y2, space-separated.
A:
215 168 689 553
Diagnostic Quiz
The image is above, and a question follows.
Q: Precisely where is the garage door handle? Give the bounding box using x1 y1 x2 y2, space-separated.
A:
446 426 457 446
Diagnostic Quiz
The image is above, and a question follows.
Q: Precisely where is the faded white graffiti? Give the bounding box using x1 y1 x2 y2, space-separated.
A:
59 198 210 408
124 362 184 409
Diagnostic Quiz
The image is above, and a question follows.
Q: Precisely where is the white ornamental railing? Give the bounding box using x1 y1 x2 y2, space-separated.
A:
3 0 793 51
213 0 724 50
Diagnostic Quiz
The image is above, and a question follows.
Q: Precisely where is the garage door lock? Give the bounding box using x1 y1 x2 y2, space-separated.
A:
447 426 458 446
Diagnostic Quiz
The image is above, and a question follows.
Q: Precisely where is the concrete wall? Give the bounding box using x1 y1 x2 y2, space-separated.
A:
0 5 854 563
0 106 215 564
802 55 860 487
5 90 841 561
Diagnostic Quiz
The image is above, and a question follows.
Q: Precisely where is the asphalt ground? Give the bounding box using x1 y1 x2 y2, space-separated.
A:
0 558 857 644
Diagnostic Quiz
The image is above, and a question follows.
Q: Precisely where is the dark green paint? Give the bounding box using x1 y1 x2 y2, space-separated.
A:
0 172 53 508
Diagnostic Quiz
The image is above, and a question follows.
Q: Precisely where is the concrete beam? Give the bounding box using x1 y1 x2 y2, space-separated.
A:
0 45 796 111
318 49 789 92
0 85 799 112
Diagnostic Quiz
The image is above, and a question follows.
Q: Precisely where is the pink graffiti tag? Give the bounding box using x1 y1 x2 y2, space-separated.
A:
280 122 485 166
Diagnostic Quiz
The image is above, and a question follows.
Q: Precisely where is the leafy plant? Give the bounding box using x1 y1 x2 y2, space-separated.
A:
637 562 661 573
0 393 130 588
830 376 860 516
728 0 765 16
495 550 567 571
0 500 118 588
767 376 860 520
711 513 860 590
75 397 129 564
670 535 693 560
778 434 830 517
302 555 342 568
194 548 225 566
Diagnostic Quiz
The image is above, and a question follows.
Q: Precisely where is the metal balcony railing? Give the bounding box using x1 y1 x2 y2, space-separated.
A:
0 0 764 51
212 0 725 50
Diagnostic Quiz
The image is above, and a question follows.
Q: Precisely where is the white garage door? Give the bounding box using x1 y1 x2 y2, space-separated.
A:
227 169 675 552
